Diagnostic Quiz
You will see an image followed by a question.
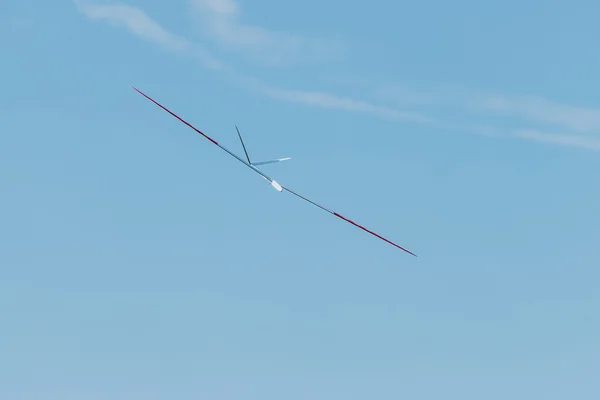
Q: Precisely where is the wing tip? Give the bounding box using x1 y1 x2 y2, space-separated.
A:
394 245 418 257
131 85 143 95
333 211 417 257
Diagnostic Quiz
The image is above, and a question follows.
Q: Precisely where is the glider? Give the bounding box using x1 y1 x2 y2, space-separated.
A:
132 86 417 257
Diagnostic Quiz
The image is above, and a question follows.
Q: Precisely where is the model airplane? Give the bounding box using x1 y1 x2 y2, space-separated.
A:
132 86 416 257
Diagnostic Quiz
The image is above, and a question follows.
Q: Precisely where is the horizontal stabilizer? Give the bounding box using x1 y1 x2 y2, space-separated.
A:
253 157 291 166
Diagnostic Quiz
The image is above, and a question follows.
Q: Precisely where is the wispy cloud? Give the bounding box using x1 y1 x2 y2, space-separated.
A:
260 87 431 123
73 1 421 123
73 0 223 70
477 95 600 134
379 85 600 132
74 1 600 153
189 0 343 66
378 85 600 151
513 129 600 151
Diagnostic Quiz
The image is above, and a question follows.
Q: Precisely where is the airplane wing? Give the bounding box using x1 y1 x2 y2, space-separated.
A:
132 86 416 256
132 86 278 187
280 185 417 256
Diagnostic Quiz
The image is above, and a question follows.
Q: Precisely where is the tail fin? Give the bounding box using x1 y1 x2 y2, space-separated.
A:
235 125 252 165
235 125 291 166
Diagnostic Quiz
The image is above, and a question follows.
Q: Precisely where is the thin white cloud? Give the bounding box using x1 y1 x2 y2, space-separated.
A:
375 84 469 107
195 0 239 14
469 95 600 151
478 95 600 134
74 1 422 123
189 0 343 66
74 1 600 153
260 87 432 123
378 85 600 151
513 129 600 151
379 85 600 134
73 0 223 70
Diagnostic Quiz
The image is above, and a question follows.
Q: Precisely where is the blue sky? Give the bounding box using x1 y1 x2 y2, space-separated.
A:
2 0 600 398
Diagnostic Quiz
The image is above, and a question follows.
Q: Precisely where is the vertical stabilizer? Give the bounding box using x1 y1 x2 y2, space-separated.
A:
235 125 252 165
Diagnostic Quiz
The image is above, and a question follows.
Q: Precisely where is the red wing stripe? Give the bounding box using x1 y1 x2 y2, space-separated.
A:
334 212 417 257
132 86 219 146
